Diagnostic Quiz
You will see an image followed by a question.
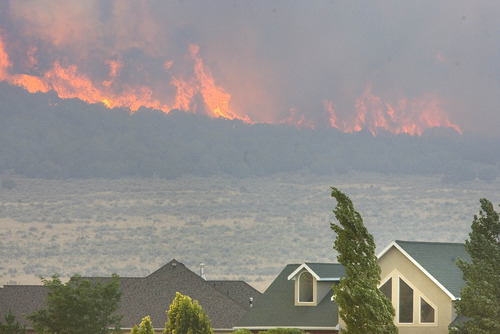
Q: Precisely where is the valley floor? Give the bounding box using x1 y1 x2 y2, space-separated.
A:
1 172 498 291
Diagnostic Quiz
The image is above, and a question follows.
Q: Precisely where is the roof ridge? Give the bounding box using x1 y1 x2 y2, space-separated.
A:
147 259 186 277
395 239 464 246
1 284 47 287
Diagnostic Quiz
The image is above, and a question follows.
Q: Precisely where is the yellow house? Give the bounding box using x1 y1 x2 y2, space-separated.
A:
377 240 469 334
237 240 469 334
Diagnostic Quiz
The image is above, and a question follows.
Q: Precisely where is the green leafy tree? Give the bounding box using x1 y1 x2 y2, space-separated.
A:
164 292 213 334
27 273 122 334
131 325 139 334
0 309 26 334
330 187 397 334
453 198 500 333
131 316 154 334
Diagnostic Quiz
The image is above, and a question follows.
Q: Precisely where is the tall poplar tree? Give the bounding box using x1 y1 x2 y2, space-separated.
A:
330 187 397 334
453 198 500 333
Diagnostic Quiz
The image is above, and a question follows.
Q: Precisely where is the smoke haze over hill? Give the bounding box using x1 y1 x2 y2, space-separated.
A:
0 82 499 182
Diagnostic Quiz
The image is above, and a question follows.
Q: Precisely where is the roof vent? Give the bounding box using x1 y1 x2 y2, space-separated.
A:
200 263 206 280
171 261 177 268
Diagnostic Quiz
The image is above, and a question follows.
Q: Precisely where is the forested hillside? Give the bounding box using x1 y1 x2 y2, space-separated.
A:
0 82 499 182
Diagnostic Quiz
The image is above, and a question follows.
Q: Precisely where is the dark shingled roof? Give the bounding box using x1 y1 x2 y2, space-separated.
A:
208 280 260 309
0 259 261 331
236 264 340 330
0 285 48 325
393 240 469 298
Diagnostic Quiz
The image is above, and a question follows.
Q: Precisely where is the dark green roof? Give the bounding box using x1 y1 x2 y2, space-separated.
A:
236 264 339 330
394 240 469 298
301 263 346 280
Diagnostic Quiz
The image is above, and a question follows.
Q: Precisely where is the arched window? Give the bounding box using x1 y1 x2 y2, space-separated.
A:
298 271 313 302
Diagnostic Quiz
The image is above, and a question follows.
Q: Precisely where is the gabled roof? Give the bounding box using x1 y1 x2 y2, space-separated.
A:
287 263 345 281
377 240 469 300
0 259 261 331
236 264 339 331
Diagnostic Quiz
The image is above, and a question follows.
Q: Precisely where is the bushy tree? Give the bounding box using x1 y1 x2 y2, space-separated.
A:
330 187 397 334
164 292 213 334
0 309 26 334
453 198 500 333
27 273 122 334
131 316 154 334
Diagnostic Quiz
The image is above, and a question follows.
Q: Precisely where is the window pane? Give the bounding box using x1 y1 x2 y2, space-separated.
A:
299 272 313 302
380 277 392 301
399 278 413 323
420 297 435 323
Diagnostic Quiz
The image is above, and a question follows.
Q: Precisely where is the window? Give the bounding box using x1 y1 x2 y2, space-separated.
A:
380 277 392 301
420 297 435 323
298 271 313 302
399 278 413 323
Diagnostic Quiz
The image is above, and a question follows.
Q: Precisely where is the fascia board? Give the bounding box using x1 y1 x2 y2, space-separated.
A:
233 325 340 331
317 277 342 281
287 263 320 281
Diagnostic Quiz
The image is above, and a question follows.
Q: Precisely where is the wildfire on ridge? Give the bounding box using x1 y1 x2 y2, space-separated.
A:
0 30 462 136
0 31 233 118
279 108 316 129
172 44 246 121
325 86 462 136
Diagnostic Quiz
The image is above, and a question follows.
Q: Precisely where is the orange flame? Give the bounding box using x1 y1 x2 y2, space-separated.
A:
279 108 315 129
171 44 244 120
0 34 11 81
1 31 235 118
0 29 462 136
327 85 462 136
102 60 123 88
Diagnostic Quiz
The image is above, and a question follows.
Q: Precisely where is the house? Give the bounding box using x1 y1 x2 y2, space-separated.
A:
235 263 345 334
0 259 261 334
377 240 469 334
237 240 469 334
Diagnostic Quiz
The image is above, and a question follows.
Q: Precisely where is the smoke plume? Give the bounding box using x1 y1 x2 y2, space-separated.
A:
1 1 499 136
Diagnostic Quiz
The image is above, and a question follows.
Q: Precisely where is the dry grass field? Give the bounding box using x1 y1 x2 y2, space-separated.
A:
1 172 499 291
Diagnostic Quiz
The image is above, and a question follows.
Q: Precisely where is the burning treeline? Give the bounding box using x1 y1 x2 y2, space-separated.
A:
0 3 461 136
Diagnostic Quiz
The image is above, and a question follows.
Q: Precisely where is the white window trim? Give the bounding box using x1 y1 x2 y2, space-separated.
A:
381 271 439 327
297 271 316 305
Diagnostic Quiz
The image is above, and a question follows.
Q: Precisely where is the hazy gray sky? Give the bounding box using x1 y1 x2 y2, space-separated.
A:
1 1 499 136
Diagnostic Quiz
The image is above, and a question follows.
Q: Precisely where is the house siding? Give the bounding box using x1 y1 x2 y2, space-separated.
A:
378 247 454 334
